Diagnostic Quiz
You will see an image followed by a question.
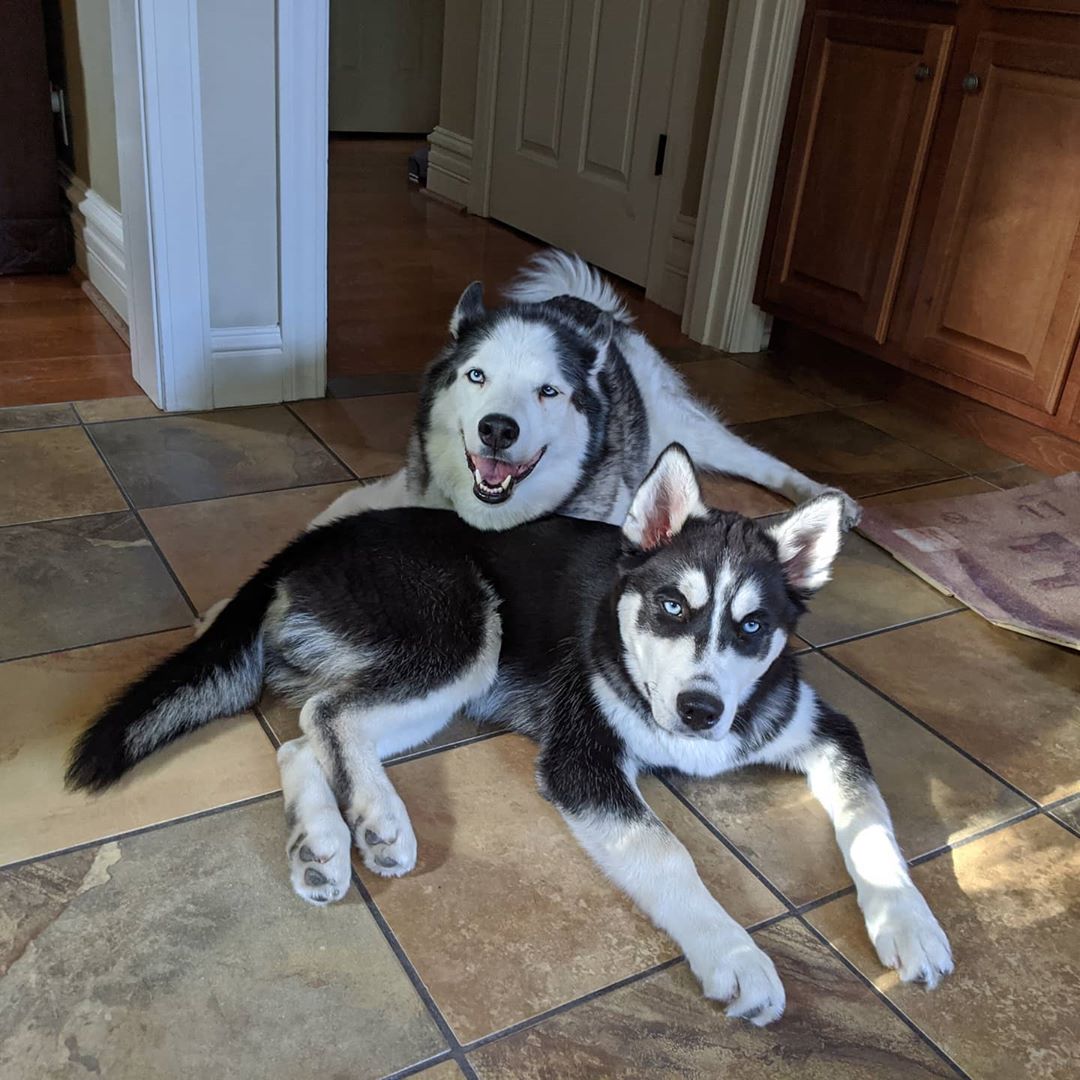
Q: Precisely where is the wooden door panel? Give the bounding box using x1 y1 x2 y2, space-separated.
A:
906 33 1080 411
762 14 953 343
517 0 571 161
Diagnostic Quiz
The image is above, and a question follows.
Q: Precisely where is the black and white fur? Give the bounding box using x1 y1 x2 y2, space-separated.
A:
68 446 950 1025
309 250 860 533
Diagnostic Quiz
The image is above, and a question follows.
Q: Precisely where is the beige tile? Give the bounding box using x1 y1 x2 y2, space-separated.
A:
0 402 77 432
700 471 792 518
0 630 281 867
0 426 126 526
1050 796 1080 834
843 402 1018 473
415 1062 466 1079
978 463 1053 490
0 800 445 1079
290 393 415 478
678 357 826 424
470 921 955 1078
862 476 999 508
830 612 1080 805
808 816 1080 1080
141 482 354 613
799 533 959 646
676 654 1028 905
360 735 782 1042
76 394 162 422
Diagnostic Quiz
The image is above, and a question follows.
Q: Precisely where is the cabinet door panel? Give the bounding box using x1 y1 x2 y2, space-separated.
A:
906 33 1080 411
762 13 952 342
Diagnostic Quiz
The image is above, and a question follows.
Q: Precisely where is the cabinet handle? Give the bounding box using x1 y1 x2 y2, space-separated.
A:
962 73 981 94
914 63 933 82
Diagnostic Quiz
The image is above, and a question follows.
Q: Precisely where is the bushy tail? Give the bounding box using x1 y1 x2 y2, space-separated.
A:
505 250 631 322
65 568 279 792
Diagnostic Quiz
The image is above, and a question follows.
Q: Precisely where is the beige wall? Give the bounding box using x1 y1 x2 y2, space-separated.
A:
59 0 122 209
438 0 482 137
681 0 729 218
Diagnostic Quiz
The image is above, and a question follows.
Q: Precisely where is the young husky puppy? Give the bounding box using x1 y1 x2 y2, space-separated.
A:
68 446 950 1025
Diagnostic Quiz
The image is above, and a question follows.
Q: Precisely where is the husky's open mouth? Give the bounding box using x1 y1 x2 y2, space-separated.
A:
464 444 546 504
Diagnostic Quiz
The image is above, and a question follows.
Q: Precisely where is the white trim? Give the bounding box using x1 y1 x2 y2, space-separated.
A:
427 125 474 207
209 324 289 408
109 0 213 411
470 0 504 217
653 213 698 314
211 325 283 353
684 0 804 352
60 167 128 320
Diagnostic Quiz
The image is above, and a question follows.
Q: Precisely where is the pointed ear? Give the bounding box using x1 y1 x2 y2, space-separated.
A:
766 494 845 594
449 282 485 339
623 444 707 551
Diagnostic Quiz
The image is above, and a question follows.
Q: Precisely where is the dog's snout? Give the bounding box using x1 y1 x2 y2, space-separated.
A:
676 690 725 731
478 413 519 451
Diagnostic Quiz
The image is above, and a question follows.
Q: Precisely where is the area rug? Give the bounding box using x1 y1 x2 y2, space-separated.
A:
857 473 1080 650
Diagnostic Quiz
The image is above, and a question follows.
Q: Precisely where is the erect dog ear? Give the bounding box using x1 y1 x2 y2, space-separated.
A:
449 282 485 339
623 444 707 552
766 494 845 594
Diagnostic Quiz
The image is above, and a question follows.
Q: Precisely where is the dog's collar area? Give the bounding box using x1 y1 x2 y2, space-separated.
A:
463 443 546 504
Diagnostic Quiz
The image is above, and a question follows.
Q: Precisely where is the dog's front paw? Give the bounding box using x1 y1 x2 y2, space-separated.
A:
863 887 953 988
287 810 353 906
813 485 862 530
687 930 786 1026
351 794 418 878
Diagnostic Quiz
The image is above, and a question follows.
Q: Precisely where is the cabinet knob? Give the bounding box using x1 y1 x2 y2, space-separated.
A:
914 63 933 82
962 73 981 94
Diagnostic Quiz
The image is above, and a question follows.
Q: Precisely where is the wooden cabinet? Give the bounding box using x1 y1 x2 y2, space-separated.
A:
758 0 1080 440
762 13 953 342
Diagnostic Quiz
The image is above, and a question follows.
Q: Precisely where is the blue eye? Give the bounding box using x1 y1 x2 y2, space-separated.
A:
662 599 684 619
467 368 485 384
539 384 559 398
741 618 762 635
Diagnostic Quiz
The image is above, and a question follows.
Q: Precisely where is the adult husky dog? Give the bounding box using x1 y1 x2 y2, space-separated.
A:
68 446 950 1025
309 250 860 533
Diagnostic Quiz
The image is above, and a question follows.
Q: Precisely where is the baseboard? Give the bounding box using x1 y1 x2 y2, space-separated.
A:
653 214 698 314
427 125 473 208
209 324 292 407
60 167 128 320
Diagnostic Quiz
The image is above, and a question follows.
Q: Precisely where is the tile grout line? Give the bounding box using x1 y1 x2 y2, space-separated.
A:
803 606 964 652
378 1051 458 1080
0 622 195 666
283 400 364 482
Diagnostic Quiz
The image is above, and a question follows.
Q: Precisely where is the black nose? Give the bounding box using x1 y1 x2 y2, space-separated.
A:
478 413 519 451
676 691 725 731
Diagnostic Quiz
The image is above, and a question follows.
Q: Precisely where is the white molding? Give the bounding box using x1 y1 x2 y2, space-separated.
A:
109 0 213 411
209 324 289 408
211 325 283 353
470 0 504 217
684 0 804 352
278 0 329 403
654 213 698 314
427 125 474 207
60 167 128 320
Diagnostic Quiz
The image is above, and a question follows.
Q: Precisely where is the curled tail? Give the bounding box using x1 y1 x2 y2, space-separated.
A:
66 568 278 792
505 250 631 322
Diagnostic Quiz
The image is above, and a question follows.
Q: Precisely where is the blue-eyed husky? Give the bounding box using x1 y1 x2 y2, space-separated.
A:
68 446 950 1025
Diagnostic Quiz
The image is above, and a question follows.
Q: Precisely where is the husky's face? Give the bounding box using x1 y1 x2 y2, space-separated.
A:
422 284 611 529
615 446 843 739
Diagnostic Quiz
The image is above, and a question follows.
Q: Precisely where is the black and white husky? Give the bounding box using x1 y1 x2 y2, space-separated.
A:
309 251 860 533
68 446 950 1025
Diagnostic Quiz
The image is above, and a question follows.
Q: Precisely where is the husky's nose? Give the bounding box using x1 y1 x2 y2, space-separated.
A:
478 413 519 451
676 691 725 731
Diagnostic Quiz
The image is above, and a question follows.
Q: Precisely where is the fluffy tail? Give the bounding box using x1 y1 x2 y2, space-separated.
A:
65 568 278 792
505 250 631 322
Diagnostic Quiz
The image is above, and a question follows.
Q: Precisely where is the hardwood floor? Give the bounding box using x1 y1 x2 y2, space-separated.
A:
0 274 137 407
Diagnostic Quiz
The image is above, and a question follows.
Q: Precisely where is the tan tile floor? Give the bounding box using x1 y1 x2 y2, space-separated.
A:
0 350 1077 1079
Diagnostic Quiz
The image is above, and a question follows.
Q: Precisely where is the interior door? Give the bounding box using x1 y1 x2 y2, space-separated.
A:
905 32 1080 411
329 0 444 133
761 13 953 343
488 0 682 285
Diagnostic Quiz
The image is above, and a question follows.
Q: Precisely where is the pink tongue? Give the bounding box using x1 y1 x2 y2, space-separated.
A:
475 457 514 485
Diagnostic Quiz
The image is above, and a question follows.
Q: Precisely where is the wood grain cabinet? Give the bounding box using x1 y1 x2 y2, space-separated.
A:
759 0 1080 439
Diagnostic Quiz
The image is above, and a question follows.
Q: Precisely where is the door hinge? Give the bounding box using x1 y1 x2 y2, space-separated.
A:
654 133 668 176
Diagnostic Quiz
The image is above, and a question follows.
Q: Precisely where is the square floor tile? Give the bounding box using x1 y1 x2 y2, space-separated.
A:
470 921 955 1078
1050 796 1080 834
808 816 1080 1080
677 357 826 424
360 735 782 1042
0 426 126 526
733 412 962 498
978 464 1053 490
799 533 960 646
89 406 349 508
829 612 1080 805
700 471 791 518
862 477 999 508
0 630 282 866
843 402 1018 473
290 393 415 478
75 394 162 422
141 482 355 613
0 512 190 660
0 799 445 1079
675 653 1029 905
0 402 76 432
